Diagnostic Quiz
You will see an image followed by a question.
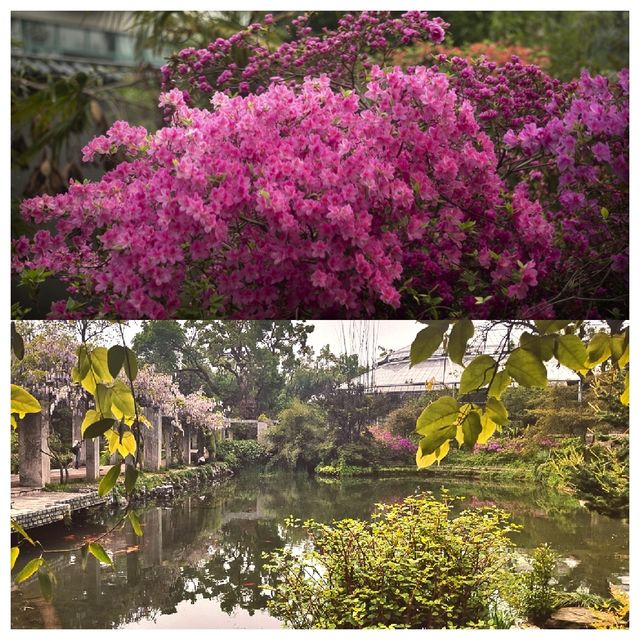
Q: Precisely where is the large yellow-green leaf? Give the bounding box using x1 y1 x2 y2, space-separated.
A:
108 428 137 458
448 319 474 365
459 355 497 394
77 345 91 380
14 557 43 583
128 510 143 537
620 373 629 406
461 410 482 448
416 445 437 469
610 330 629 368
89 347 113 383
84 418 116 439
485 397 509 426
554 334 588 373
38 568 55 602
11 547 19 570
112 380 136 417
477 414 498 444
87 542 113 567
585 332 612 368
95 384 114 419
98 463 121 497
417 424 457 456
487 370 511 399
434 439 450 464
416 397 460 435
534 320 572 334
11 384 42 419
410 322 449 366
505 348 547 388
520 332 555 361
125 464 139 495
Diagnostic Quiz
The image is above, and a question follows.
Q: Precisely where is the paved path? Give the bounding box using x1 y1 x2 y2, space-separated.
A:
10 464 110 490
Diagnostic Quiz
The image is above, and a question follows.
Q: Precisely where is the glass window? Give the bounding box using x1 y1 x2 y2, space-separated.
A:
25 21 55 50
59 26 87 52
88 30 116 55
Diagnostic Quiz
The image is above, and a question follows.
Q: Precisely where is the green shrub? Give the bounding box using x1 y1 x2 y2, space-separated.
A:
265 492 520 629
215 439 270 471
566 444 628 517
520 544 559 624
267 400 331 472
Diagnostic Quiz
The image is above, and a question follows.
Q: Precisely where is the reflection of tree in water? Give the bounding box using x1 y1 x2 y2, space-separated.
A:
177 518 283 615
11 472 629 628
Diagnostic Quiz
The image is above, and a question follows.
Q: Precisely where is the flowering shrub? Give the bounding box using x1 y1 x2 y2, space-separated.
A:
368 424 415 454
396 40 551 69
12 12 628 319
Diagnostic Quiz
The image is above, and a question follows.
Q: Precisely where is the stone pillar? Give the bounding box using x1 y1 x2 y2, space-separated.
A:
163 418 173 467
71 409 86 465
257 421 268 443
142 407 162 472
85 437 100 481
19 406 50 487
182 423 192 465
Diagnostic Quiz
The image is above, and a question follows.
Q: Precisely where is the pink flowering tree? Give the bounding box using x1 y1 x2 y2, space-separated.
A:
12 12 628 319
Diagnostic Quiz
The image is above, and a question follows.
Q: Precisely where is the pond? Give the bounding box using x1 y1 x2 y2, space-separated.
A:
11 472 629 629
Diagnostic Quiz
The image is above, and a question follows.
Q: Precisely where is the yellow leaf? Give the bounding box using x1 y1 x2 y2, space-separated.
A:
117 431 137 458
477 414 497 445
11 384 41 419
11 547 19 570
81 409 100 435
416 446 437 469
106 428 121 455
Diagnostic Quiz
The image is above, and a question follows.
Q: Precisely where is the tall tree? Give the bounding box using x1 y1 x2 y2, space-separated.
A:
182 321 314 419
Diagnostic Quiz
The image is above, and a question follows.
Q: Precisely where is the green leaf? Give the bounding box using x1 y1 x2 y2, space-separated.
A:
122 347 138 382
95 384 114 419
107 345 126 379
410 322 449 366
112 380 136 417
98 463 121 497
620 373 629 406
128 511 143 537
11 322 25 360
38 568 55 601
448 319 474 366
416 445 437 469
11 547 19 570
600 206 609 220
15 557 43 583
459 355 497 394
487 370 511 399
416 396 460 435
609 331 627 364
11 384 42 419
477 414 498 444
485 397 508 426
124 463 139 495
461 411 482 449
554 334 588 373
87 542 113 567
505 348 547 388
11 519 35 545
84 418 117 439
534 320 572 335
77 345 91 380
417 424 457 456
88 347 113 383
520 332 555 361
586 332 612 368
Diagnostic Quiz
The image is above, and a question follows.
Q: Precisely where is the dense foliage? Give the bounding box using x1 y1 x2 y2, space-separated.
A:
265 492 519 628
12 11 628 319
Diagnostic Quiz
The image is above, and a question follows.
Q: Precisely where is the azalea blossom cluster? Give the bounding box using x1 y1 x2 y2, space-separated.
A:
161 11 447 103
12 12 628 319
369 424 415 454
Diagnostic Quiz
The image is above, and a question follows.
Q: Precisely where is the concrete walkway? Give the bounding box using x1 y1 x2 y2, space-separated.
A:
10 465 112 531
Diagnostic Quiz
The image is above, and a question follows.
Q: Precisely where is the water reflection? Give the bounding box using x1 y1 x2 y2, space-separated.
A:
11 472 629 629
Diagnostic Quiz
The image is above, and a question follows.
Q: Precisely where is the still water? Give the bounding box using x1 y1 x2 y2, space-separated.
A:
11 472 629 629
